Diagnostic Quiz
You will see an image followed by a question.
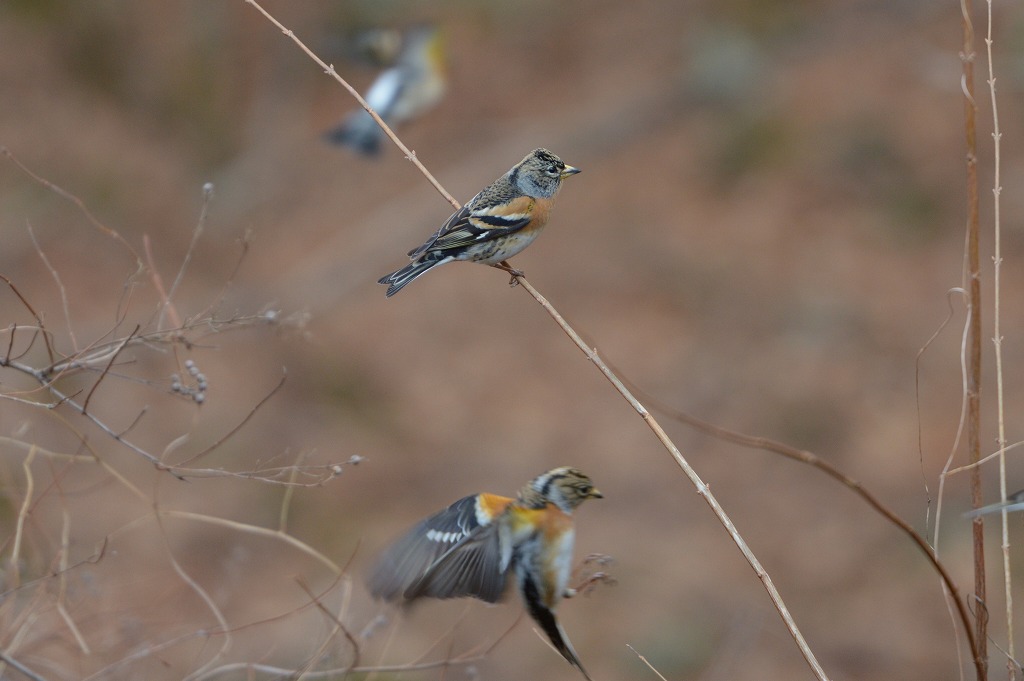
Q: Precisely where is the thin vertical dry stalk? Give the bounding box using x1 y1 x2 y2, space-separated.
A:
9 446 37 589
961 0 988 677
984 0 1012 676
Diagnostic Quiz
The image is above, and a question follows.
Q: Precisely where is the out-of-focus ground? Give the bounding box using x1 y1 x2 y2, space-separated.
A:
2 1 1024 679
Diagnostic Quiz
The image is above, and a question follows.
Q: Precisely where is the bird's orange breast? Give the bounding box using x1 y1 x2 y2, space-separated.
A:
522 196 552 234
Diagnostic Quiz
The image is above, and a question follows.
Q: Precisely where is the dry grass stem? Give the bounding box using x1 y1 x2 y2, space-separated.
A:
27 221 77 352
959 0 989 675
984 0 1013 673
1 147 143 276
170 371 287 467
161 514 232 681
627 644 670 681
0 650 49 681
158 510 344 575
160 183 214 331
9 446 37 590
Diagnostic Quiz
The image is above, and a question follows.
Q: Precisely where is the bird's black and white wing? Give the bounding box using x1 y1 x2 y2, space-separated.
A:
369 493 513 604
407 195 534 258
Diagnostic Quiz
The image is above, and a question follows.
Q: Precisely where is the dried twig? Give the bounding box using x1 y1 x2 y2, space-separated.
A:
160 511 232 681
192 654 492 680
144 234 179 329
1 147 144 277
0 650 50 681
171 370 287 466
56 508 91 655
627 644 669 681
295 576 362 677
983 0 1013 674
0 274 56 365
27 221 78 352
160 183 215 331
960 0 988 676
157 510 343 575
9 445 37 589
81 325 139 414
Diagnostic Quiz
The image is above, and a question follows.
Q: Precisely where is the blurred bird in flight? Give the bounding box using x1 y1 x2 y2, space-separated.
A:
325 24 446 156
368 467 603 679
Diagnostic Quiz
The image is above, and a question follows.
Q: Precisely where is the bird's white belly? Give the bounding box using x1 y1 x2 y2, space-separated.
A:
549 528 575 598
465 230 543 265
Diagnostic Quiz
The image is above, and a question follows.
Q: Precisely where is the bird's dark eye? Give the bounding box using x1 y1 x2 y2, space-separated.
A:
576 484 592 495
547 164 561 175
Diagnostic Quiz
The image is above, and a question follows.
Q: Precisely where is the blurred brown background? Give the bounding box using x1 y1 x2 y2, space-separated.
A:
2 1 1024 679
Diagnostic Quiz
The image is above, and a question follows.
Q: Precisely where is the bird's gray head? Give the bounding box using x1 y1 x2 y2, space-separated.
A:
512 148 581 198
522 466 602 513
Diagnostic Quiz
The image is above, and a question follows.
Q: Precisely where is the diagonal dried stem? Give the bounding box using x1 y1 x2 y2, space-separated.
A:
160 183 215 331
0 274 56 365
627 644 669 681
0 651 49 681
1 147 144 276
171 370 287 466
27 221 78 352
81 325 139 414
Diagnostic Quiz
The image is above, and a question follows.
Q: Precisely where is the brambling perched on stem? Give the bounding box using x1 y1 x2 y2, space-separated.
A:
369 467 603 680
325 24 446 156
377 148 581 297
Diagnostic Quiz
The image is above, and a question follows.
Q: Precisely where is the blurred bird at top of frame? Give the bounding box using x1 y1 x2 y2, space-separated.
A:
348 26 404 66
324 24 446 156
368 467 603 680
964 489 1024 518
377 148 581 297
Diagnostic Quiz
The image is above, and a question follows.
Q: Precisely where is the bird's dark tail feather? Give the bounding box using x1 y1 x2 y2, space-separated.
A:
523 578 592 680
378 257 444 297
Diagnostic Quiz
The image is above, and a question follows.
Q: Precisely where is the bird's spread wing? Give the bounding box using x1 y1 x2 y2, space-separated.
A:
369 494 513 604
405 521 509 602
408 196 535 257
